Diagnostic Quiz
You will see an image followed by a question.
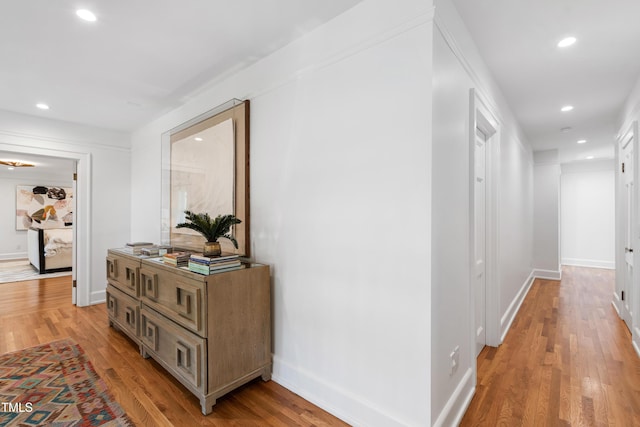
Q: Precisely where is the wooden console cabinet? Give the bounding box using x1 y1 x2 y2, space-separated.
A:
105 248 271 414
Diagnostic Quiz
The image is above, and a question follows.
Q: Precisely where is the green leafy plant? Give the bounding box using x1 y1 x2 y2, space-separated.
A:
176 210 241 248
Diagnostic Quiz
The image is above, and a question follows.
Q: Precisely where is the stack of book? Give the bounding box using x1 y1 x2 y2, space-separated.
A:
140 245 171 256
125 242 154 255
163 251 191 267
188 254 242 275
140 246 160 256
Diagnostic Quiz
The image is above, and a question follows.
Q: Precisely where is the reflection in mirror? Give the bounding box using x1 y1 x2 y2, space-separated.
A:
171 118 234 229
161 99 250 257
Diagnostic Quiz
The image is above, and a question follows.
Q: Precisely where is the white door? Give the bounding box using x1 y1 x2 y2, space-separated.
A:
475 128 487 355
72 166 77 305
622 137 634 331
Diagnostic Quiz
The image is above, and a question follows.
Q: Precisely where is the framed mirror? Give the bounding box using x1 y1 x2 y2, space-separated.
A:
161 99 250 256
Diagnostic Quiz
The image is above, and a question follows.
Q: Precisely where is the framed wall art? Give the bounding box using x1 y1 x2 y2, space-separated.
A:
16 185 73 230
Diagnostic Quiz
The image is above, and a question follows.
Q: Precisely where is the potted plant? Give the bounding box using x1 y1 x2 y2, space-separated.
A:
176 210 241 257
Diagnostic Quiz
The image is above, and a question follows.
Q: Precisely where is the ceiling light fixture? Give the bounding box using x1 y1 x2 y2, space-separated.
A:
36 103 50 110
561 105 574 112
577 139 587 144
194 137 203 142
76 9 97 22
557 36 577 48
586 156 594 160
0 160 35 168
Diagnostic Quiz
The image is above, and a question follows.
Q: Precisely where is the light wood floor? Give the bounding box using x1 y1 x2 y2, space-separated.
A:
0 276 348 427
461 266 640 426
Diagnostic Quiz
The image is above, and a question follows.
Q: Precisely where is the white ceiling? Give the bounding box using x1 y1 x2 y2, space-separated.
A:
2 1 636 167
0 1 363 176
0 152 75 181
0 0 362 132
451 0 640 163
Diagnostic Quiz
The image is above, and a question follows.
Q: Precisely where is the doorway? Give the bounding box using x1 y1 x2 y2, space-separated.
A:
469 89 500 357
618 123 637 334
0 153 75 297
0 142 91 306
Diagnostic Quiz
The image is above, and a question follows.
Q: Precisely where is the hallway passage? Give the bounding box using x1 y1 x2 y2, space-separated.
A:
460 266 640 426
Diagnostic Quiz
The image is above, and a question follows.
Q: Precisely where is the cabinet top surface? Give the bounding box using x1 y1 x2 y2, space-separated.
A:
108 247 155 260
142 257 265 276
108 248 267 280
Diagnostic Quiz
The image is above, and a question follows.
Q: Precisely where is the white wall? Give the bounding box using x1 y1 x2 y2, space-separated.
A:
431 21 473 427
0 169 72 260
498 129 534 326
621 75 640 129
532 150 561 277
131 1 433 425
432 0 534 425
0 109 131 305
561 160 615 269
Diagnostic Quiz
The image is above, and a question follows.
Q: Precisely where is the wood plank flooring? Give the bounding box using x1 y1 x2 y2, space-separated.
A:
0 276 348 427
5 266 635 426
461 266 640 426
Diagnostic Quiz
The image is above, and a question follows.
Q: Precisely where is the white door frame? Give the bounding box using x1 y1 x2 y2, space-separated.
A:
473 126 488 356
0 140 92 307
616 120 640 356
469 89 501 358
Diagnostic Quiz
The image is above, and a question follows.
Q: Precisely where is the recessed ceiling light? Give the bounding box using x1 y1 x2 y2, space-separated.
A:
194 137 203 142
76 9 97 22
577 139 587 144
561 105 574 112
7 167 14 171
558 36 577 48
586 156 594 160
36 103 49 110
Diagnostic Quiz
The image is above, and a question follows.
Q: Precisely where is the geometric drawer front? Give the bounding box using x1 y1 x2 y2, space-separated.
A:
106 284 140 338
140 306 205 391
140 268 205 336
106 256 140 298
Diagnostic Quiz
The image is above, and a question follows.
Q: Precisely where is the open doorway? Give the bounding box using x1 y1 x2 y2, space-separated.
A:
0 152 75 292
0 144 91 306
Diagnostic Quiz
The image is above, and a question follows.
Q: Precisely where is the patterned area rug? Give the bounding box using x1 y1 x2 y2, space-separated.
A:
0 260 71 284
0 339 134 426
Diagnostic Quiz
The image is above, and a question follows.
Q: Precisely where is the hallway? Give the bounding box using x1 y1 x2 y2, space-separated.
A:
460 266 640 426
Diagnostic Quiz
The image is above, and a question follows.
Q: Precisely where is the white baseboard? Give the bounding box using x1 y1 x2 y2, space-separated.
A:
272 355 412 427
532 269 562 280
612 292 622 317
0 252 28 261
633 327 640 359
500 272 536 342
561 258 615 269
432 368 475 427
633 340 640 359
90 290 106 305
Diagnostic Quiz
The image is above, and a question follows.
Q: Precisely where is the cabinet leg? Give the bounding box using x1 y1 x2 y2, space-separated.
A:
141 347 150 359
261 367 272 381
201 396 216 415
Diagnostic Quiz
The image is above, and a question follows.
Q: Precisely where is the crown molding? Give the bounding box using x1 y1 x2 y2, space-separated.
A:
0 129 130 153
